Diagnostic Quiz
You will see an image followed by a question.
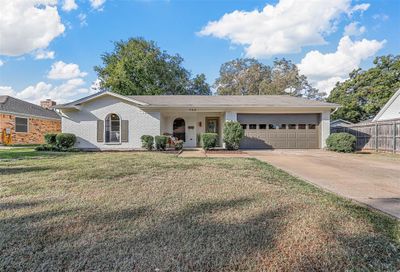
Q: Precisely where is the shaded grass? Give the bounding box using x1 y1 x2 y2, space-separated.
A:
0 148 63 160
0 152 399 271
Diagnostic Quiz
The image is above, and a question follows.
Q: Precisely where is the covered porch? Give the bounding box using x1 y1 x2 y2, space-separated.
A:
159 111 236 148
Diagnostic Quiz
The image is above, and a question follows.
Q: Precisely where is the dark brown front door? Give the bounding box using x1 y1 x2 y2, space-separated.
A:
205 117 219 134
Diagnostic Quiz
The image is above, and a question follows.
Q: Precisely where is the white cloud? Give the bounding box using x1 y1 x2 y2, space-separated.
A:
0 59 4 66
47 61 88 80
0 86 14 96
90 78 102 92
78 13 88 27
62 0 78 11
298 36 385 95
0 0 65 56
198 0 369 58
90 0 106 10
372 13 389 21
350 3 370 14
344 22 366 36
34 50 55 60
16 82 53 101
0 79 96 104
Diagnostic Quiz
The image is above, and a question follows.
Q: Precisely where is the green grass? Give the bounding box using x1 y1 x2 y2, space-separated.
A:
0 148 65 160
0 152 399 271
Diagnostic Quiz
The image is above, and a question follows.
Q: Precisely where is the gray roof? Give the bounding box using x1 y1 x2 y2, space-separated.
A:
57 91 338 109
0 96 60 120
128 95 338 108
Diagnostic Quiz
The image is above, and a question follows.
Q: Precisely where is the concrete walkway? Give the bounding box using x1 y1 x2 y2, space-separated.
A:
179 149 250 158
245 150 400 219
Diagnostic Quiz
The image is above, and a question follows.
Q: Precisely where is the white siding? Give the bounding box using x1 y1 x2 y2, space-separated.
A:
320 111 330 148
61 96 160 149
376 95 400 121
224 112 237 122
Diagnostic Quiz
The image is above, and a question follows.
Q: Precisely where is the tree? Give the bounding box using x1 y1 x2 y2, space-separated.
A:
327 55 400 123
94 38 210 95
188 74 211 95
214 58 324 99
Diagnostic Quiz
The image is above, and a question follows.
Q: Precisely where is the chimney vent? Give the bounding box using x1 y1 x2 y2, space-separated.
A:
40 99 56 109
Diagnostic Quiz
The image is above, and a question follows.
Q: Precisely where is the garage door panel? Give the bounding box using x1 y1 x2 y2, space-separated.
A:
238 114 319 149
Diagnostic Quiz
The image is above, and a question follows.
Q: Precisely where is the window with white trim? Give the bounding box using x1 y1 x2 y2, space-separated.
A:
105 113 120 143
15 117 28 133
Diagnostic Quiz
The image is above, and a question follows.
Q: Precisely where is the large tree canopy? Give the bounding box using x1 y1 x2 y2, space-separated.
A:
327 55 400 123
214 58 324 99
95 38 211 95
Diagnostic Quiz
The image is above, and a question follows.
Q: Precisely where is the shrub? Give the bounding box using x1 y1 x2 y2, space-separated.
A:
174 140 184 151
35 144 54 151
201 133 218 150
44 133 57 145
223 121 244 150
56 133 76 150
155 135 168 151
326 132 357 153
141 135 154 150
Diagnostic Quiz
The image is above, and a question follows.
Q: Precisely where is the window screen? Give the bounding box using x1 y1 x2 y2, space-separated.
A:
15 117 28 133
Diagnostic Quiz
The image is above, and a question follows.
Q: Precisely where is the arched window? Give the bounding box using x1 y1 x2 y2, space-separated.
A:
105 113 120 143
173 118 185 142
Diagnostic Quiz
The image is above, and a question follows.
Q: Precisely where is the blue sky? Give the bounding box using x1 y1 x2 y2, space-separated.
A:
0 0 399 104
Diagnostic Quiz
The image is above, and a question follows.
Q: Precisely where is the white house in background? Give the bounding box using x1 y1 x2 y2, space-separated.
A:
330 119 353 128
55 91 338 150
373 89 400 122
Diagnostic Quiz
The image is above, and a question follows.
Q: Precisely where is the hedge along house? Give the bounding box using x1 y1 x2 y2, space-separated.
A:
55 91 338 150
0 96 61 145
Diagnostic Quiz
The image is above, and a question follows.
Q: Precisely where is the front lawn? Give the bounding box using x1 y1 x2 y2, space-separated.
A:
0 147 62 160
0 152 399 271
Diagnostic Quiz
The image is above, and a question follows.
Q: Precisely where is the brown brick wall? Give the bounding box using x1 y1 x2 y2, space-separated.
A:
0 113 61 145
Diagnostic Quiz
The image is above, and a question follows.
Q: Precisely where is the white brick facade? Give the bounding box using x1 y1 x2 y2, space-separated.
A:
59 93 334 150
61 96 160 149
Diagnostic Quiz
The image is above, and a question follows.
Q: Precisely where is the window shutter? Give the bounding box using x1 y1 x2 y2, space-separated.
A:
97 120 104 142
121 120 129 142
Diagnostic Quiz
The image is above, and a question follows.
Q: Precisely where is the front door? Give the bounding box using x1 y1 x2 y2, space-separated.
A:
206 117 219 133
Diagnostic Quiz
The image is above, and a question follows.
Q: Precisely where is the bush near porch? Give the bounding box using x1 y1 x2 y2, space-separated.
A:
201 133 218 150
223 121 244 150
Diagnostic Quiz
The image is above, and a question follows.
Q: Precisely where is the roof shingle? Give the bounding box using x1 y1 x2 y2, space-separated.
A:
57 91 338 109
0 96 60 120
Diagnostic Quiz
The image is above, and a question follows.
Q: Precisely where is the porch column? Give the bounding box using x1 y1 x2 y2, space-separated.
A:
224 112 237 122
320 111 330 149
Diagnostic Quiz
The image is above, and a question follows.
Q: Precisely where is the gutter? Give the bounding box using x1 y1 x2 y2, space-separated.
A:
0 110 61 121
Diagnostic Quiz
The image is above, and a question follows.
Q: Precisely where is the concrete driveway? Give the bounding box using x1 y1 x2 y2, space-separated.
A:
245 150 400 219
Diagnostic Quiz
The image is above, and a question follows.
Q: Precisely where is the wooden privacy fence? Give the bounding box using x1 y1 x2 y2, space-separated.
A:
331 119 400 153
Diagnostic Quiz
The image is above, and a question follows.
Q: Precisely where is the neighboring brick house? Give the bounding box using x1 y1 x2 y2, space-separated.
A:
0 96 61 145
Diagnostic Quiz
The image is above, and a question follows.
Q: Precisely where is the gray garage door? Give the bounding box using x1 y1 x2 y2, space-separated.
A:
238 114 320 149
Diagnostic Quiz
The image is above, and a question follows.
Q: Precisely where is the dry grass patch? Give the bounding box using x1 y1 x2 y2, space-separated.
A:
0 152 399 271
